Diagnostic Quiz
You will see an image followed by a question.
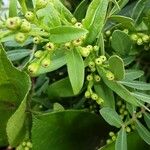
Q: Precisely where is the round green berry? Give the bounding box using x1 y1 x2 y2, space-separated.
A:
95 58 102 65
85 91 91 98
91 93 98 100
94 75 101 82
22 142 27 147
24 147 30 150
33 36 41 44
100 55 107 62
123 29 129 34
36 0 48 9
112 135 116 141
25 11 35 21
73 38 83 46
15 32 26 43
26 142 32 148
34 50 43 58
86 45 93 52
80 47 90 57
41 57 51 67
142 35 149 43
86 74 93 81
6 17 21 30
20 21 31 32
130 34 138 41
106 139 112 145
93 45 99 51
126 126 131 133
28 62 39 74
109 132 114 137
105 30 111 36
45 42 55 52
106 71 115 80
137 38 143 45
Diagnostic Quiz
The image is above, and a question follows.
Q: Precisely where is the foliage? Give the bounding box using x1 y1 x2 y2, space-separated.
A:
0 0 150 150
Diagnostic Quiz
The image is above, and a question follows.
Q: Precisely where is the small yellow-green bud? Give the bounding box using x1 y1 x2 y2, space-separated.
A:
86 74 93 81
130 34 138 41
112 135 116 141
123 29 129 34
26 142 32 148
106 139 112 145
96 98 104 105
36 0 48 9
15 32 26 43
142 35 149 43
73 38 83 46
75 22 83 28
100 55 107 62
137 38 143 45
25 11 35 21
20 21 31 32
86 45 93 52
34 50 43 58
45 42 55 52
88 61 95 68
93 45 99 51
85 91 91 98
106 71 115 80
71 17 77 24
144 45 149 51
105 30 111 36
95 58 103 65
65 42 71 50
124 110 128 115
41 57 51 67
80 47 90 57
90 67 96 72
22 142 27 147
28 62 39 74
24 147 30 150
6 17 21 30
33 36 41 44
126 126 131 133
91 93 98 100
109 132 114 137
94 75 101 82
117 101 122 106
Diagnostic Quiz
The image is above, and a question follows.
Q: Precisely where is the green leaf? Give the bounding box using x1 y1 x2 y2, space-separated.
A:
123 56 135 66
124 70 144 81
49 26 88 43
47 77 74 99
7 49 31 61
97 67 139 106
66 48 84 94
0 46 30 146
144 112 150 129
115 128 127 150
100 107 123 128
108 55 125 80
35 51 66 76
9 0 17 17
83 0 109 44
53 103 65 111
131 92 150 104
119 81 150 90
32 111 103 150
135 120 150 145
111 30 132 55
94 82 115 109
100 131 149 150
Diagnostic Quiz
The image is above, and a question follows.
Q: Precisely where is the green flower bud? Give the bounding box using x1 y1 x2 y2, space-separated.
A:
41 56 51 67
117 101 122 106
88 61 95 68
34 50 43 58
100 55 107 62
105 30 111 36
24 147 30 150
6 17 21 30
45 42 55 52
28 62 39 74
71 17 77 24
90 67 96 72
137 113 142 118
109 132 114 137
20 21 31 32
15 32 26 43
144 45 149 51
91 93 98 100
96 98 104 105
121 104 126 109
106 139 112 145
25 11 35 21
22 142 27 147
94 75 101 82
80 47 90 57
73 38 83 46
36 0 48 9
126 126 131 133
142 35 149 43
112 135 116 141
137 38 143 45
75 22 83 28
86 74 93 81
123 29 129 34
95 58 103 65
124 110 128 115
26 142 32 148
65 42 72 50
33 36 41 44
86 45 93 52
85 91 91 98
106 71 115 80
93 45 99 51
130 34 138 41
119 108 124 114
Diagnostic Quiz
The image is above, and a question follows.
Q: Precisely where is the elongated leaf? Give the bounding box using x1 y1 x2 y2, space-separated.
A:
115 128 127 150
32 111 103 150
108 55 125 80
131 92 150 104
66 48 84 94
9 0 17 17
124 70 144 81
100 107 123 128
144 112 150 129
97 67 139 106
111 30 132 55
49 26 88 43
119 81 150 90
47 77 74 99
135 120 150 145
94 82 115 109
7 49 31 61
83 0 109 44
0 46 30 146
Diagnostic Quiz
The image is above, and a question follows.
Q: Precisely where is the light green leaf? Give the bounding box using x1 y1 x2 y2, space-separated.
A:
135 120 150 145
144 112 150 129
97 67 139 106
49 26 88 43
124 70 144 81
7 49 31 61
47 77 74 99
66 47 84 94
32 111 103 150
0 46 30 146
83 0 109 44
111 30 132 55
108 55 125 80
131 92 150 104
115 128 127 150
94 82 115 109
119 81 150 90
100 107 123 128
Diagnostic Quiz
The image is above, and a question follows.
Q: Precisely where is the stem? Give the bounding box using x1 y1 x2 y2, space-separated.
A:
18 0 28 14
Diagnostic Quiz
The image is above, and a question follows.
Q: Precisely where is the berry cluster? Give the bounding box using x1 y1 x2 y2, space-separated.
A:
22 141 32 150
